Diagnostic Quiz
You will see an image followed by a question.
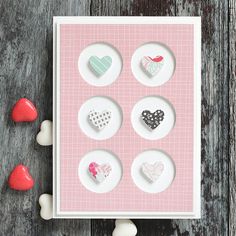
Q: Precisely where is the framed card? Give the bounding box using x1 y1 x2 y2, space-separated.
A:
53 16 201 218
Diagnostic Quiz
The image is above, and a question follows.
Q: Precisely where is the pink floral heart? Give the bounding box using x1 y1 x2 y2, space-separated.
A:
88 162 112 183
141 162 164 183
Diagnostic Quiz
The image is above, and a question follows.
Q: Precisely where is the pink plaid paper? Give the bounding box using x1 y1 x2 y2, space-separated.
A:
59 24 194 212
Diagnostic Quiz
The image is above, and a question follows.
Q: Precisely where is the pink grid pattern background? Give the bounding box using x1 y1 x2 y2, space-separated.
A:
59 24 194 212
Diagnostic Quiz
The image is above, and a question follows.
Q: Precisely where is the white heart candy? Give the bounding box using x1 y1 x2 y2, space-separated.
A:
36 120 53 146
39 193 53 220
141 162 164 183
112 219 137 236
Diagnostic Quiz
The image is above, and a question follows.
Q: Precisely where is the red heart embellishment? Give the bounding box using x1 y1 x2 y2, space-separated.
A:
8 164 34 191
149 56 164 62
11 98 38 122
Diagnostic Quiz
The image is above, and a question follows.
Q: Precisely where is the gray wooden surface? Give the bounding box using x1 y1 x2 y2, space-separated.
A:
0 0 235 235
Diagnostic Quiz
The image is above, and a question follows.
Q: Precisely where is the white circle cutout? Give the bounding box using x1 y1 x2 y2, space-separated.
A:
78 96 123 140
131 96 176 140
131 42 176 87
78 150 123 193
131 149 176 193
78 42 122 87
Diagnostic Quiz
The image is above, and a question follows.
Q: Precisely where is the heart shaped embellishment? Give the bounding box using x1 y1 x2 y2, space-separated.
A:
11 98 38 122
141 56 164 77
8 164 34 191
141 110 164 130
113 219 138 236
141 162 164 183
39 193 53 220
88 110 111 130
36 120 53 146
88 162 112 183
89 56 112 77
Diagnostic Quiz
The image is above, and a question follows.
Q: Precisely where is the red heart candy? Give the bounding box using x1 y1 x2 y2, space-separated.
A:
11 98 38 122
8 164 34 191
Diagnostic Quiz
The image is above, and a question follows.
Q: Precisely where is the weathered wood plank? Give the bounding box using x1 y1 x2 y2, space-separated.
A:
229 0 236 235
174 0 229 235
0 1 91 235
131 0 176 16
90 0 121 16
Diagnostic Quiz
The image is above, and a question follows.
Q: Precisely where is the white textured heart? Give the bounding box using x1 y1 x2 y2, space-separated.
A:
36 120 53 146
88 162 112 183
112 219 137 236
88 110 111 130
39 193 53 220
141 56 164 77
141 162 164 183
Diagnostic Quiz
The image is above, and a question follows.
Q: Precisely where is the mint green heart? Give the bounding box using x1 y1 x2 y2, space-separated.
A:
89 56 112 77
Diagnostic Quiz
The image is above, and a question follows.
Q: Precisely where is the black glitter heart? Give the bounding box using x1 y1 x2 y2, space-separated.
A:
141 110 164 130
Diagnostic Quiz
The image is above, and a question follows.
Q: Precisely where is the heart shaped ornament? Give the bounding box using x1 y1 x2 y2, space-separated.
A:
141 55 164 77
88 162 112 183
36 120 53 146
11 98 38 122
89 56 112 77
88 110 111 131
141 110 164 130
112 219 137 236
8 164 34 191
141 162 164 183
39 193 53 220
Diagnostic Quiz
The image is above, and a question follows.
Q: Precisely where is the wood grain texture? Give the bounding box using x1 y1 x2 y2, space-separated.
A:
0 0 234 235
174 1 229 235
229 0 236 235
